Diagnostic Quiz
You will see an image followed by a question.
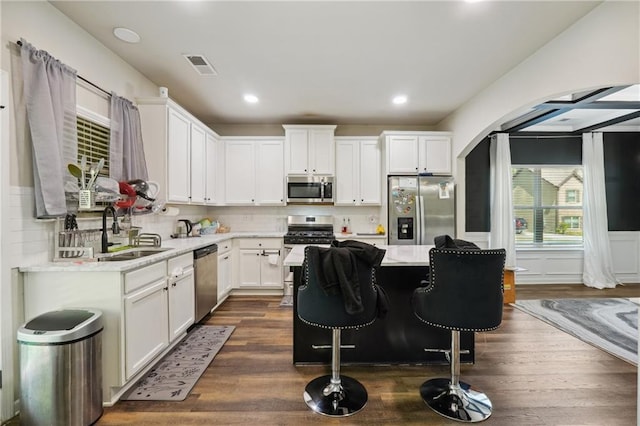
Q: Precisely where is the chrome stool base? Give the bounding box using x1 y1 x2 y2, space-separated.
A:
420 378 492 423
303 375 368 417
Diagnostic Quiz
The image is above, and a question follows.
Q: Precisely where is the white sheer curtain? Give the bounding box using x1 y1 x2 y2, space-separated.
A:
582 132 619 289
489 133 516 268
20 39 77 217
109 93 148 181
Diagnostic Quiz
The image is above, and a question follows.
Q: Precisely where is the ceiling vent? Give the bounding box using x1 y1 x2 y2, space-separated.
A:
183 54 217 76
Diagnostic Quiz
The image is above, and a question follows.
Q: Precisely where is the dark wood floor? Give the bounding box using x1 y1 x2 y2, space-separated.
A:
95 284 639 425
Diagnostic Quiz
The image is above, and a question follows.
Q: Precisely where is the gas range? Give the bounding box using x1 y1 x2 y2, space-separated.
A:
284 230 335 245
284 215 335 245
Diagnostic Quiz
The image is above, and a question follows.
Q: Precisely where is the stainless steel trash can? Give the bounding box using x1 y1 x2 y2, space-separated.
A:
17 309 103 426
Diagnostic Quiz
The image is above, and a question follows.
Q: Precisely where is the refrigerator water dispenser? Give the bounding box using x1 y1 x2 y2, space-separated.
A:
398 217 414 240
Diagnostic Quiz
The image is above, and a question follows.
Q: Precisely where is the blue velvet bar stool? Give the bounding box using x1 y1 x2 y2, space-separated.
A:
412 247 506 423
297 245 382 417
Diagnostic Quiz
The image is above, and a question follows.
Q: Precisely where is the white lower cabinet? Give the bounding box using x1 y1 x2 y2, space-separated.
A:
167 253 195 341
22 252 195 404
236 238 283 289
124 279 169 380
217 240 233 300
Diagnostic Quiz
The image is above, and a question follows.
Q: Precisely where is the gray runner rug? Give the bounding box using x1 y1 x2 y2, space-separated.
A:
513 298 638 365
123 325 234 401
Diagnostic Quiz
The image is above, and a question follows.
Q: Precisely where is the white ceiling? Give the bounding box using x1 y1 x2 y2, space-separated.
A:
50 0 636 131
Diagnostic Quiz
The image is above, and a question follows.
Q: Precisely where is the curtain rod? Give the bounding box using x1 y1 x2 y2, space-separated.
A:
490 132 583 139
506 134 583 139
16 39 111 98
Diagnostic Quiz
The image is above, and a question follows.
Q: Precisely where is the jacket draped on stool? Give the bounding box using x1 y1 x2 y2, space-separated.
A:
304 241 387 316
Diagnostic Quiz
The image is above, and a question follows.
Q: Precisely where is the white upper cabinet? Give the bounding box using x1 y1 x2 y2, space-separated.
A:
204 132 219 204
335 137 381 206
189 123 206 204
420 135 452 175
222 137 285 206
256 139 285 204
166 108 191 202
283 125 336 175
137 97 221 205
387 135 418 174
224 139 256 205
383 131 452 175
359 139 382 204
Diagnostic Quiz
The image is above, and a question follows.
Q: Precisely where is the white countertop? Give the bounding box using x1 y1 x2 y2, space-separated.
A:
283 244 434 267
20 231 389 273
20 231 285 273
334 233 386 239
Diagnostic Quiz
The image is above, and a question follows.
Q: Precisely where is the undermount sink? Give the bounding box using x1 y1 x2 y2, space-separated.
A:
97 247 170 262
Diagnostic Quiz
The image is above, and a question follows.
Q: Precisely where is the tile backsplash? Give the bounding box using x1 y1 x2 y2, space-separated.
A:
11 186 386 268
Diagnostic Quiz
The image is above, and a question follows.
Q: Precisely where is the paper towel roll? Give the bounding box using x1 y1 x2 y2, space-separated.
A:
160 206 179 216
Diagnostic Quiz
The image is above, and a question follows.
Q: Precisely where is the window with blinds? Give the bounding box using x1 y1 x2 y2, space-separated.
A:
77 115 110 176
512 166 583 246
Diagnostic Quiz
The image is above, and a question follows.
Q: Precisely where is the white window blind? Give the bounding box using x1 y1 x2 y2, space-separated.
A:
512 166 583 246
77 115 110 176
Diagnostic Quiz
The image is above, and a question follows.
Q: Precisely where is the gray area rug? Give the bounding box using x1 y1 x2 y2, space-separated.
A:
513 298 638 365
123 325 234 401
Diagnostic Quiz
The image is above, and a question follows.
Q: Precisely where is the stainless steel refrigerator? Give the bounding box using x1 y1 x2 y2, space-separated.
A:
388 176 455 245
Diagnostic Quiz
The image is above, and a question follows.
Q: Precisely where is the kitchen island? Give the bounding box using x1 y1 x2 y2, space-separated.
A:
284 245 474 365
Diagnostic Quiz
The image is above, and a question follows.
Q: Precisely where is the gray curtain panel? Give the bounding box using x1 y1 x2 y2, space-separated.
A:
20 38 78 218
109 93 148 182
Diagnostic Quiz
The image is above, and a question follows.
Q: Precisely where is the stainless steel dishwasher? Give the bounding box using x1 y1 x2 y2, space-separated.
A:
194 244 218 323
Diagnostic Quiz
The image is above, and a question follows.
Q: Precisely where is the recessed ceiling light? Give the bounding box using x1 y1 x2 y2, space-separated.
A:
113 27 140 44
392 95 408 105
244 94 259 104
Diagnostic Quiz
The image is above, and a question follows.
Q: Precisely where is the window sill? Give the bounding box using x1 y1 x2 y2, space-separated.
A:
516 245 584 252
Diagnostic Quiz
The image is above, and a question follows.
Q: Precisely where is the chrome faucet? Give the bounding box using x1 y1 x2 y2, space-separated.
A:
101 206 121 253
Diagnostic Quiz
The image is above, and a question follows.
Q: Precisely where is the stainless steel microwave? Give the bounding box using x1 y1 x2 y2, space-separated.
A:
286 176 334 204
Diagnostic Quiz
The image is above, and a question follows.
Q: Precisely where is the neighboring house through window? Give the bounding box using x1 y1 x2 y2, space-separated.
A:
566 189 579 203
512 166 583 246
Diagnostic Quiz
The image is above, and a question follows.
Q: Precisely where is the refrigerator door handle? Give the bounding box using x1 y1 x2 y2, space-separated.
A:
416 195 423 245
